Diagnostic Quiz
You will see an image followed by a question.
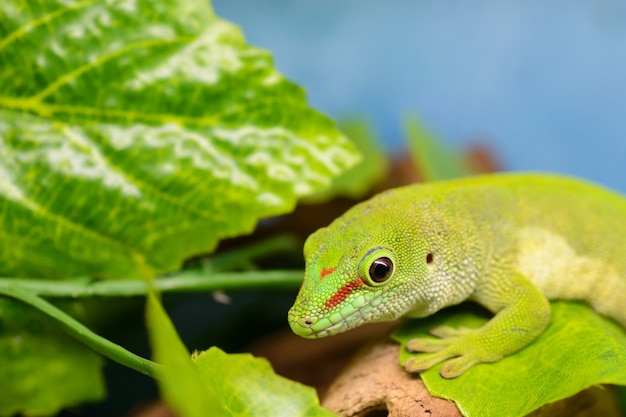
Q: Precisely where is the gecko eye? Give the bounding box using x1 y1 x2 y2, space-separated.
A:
369 257 394 283
359 247 396 286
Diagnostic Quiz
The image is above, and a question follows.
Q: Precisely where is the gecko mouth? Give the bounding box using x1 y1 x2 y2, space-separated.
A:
289 295 382 339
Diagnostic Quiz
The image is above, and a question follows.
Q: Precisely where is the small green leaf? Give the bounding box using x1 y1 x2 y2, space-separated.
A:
392 301 626 417
146 292 335 417
0 0 359 280
146 292 224 417
0 299 105 417
404 116 472 181
193 347 336 417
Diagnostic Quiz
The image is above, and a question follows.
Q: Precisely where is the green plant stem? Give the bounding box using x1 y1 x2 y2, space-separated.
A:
0 237 302 383
0 269 303 298
0 263 303 378
0 282 160 377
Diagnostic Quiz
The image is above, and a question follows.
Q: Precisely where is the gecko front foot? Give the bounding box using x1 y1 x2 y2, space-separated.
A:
405 326 501 378
403 274 551 378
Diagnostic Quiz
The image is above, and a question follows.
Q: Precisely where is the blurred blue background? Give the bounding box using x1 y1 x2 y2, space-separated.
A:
213 0 626 192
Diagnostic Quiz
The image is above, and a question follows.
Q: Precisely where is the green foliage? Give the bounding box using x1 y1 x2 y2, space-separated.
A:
147 292 335 417
0 299 105 416
193 349 337 417
146 292 224 417
307 118 388 202
393 301 626 417
405 116 472 181
0 0 359 414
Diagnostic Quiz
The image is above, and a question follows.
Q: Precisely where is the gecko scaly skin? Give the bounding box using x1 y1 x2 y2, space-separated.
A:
287 173 626 378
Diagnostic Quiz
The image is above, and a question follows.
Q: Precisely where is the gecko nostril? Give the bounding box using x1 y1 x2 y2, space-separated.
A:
303 319 313 326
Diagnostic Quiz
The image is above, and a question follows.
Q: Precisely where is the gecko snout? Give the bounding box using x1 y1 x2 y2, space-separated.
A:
288 312 317 337
296 316 315 329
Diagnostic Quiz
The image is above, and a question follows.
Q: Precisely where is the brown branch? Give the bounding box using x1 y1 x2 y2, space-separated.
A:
322 338 460 417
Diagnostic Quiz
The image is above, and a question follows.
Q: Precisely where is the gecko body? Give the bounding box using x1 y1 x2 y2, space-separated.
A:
288 173 626 377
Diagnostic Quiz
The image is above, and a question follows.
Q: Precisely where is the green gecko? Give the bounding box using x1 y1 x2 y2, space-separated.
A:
288 173 626 378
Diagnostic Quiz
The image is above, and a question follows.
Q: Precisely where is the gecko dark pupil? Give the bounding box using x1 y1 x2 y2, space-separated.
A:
370 257 393 282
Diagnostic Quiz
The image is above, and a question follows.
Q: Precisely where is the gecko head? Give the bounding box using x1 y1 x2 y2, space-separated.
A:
288 212 437 339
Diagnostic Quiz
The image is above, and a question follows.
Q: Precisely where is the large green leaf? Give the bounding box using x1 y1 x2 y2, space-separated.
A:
0 299 105 417
146 291 335 417
393 301 626 417
0 0 359 280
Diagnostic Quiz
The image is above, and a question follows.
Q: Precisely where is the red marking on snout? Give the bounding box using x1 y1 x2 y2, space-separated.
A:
325 279 363 309
320 267 337 280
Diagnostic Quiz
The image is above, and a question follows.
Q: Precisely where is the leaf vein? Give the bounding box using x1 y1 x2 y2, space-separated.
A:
33 37 193 102
0 0 96 51
0 96 308 128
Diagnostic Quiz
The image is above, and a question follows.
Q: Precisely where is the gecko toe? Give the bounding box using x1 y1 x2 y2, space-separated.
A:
429 325 473 338
405 351 452 373
439 355 479 378
406 337 451 353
